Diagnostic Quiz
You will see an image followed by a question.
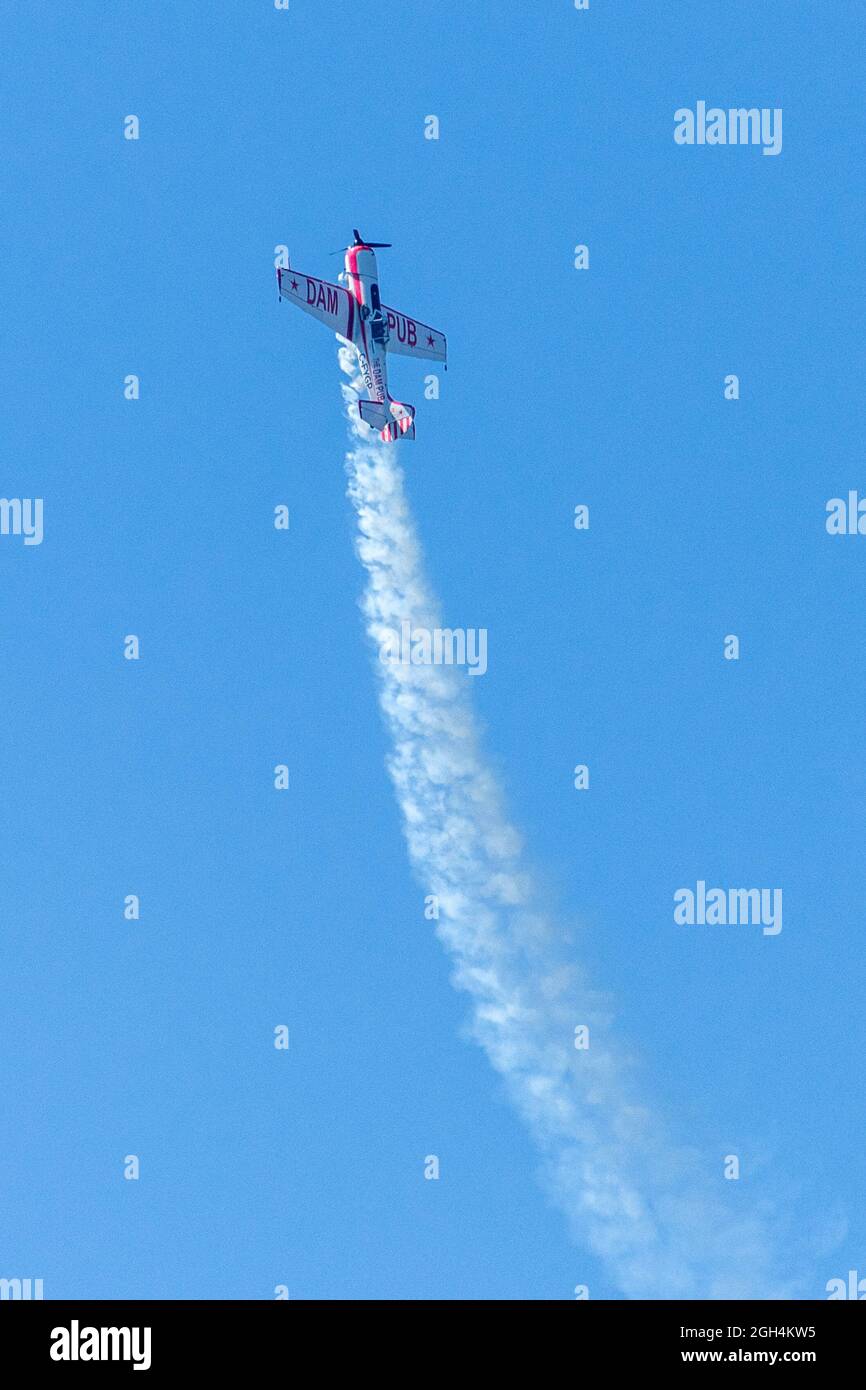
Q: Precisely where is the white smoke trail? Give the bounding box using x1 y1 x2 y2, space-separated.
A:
339 348 796 1299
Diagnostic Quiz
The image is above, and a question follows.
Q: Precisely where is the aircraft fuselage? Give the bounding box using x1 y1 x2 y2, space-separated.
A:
345 243 390 405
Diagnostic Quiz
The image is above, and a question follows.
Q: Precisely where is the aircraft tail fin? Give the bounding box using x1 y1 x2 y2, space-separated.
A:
358 398 415 443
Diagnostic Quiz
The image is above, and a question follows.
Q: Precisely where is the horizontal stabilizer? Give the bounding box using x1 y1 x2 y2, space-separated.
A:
357 399 389 431
358 398 416 443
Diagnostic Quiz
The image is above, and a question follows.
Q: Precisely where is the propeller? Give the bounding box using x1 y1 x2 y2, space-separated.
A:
353 228 392 248
329 229 392 255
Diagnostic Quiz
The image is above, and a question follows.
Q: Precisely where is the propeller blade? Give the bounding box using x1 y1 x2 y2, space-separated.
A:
330 235 392 255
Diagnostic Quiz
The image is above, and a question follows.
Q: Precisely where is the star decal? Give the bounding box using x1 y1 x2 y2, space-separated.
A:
290 278 299 292
427 334 435 347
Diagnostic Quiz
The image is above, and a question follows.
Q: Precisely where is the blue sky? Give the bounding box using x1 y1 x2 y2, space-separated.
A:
2 1 864 1299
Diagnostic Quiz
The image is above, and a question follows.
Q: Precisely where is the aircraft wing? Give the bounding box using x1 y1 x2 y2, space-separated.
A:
383 305 447 364
277 267 357 342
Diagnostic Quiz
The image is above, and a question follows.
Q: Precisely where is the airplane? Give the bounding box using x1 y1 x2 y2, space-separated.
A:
277 229 446 442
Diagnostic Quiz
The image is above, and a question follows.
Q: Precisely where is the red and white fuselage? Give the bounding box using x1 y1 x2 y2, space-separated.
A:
344 243 391 417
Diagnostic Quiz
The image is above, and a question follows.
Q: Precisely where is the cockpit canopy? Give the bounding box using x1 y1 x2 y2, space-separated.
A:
370 309 389 345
